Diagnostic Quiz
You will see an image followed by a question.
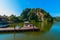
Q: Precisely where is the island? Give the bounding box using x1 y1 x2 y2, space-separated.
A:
0 8 53 32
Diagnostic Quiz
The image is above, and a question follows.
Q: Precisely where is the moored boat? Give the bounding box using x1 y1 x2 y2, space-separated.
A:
0 24 9 28
20 21 39 30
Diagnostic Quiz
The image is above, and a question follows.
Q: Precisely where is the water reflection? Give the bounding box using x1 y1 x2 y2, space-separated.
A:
9 22 53 32
30 22 53 32
40 22 44 31
50 22 60 33
0 22 54 40
1 22 60 40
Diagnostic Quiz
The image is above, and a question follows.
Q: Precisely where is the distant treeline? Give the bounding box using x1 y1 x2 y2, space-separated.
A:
0 8 53 23
53 17 60 22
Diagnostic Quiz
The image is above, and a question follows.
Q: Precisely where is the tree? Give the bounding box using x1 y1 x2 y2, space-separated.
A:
20 8 53 22
20 8 31 21
8 15 19 23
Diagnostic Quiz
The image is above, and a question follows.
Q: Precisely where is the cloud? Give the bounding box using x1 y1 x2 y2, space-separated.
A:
0 9 15 16
0 0 16 16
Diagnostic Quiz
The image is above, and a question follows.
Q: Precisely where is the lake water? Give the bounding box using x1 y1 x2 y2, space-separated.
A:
0 22 60 40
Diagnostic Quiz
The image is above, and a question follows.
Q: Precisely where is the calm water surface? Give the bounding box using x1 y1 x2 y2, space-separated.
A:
0 22 60 40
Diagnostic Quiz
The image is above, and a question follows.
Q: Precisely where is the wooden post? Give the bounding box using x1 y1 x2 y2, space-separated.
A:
14 25 15 32
33 25 34 32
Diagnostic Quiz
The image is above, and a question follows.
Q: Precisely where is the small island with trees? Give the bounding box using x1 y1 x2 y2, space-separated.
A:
0 8 53 23
0 8 58 32
5 8 53 22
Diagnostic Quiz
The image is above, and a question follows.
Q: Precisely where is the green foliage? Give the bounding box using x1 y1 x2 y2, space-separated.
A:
0 8 53 23
53 17 60 22
8 15 20 23
0 15 8 23
20 8 31 21
20 8 53 22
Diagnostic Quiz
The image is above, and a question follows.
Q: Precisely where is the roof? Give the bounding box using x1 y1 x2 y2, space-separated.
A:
24 21 29 23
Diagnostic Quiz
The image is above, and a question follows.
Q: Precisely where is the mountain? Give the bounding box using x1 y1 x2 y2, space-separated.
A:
20 8 53 22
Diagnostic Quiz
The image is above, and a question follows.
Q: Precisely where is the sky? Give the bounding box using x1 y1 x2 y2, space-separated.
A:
0 0 60 17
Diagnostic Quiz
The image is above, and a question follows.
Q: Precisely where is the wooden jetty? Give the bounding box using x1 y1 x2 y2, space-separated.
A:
0 21 40 32
0 27 40 32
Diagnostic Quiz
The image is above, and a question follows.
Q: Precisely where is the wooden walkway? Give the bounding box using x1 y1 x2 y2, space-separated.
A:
0 28 40 32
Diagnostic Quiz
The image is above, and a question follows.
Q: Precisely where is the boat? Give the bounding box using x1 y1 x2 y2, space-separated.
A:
0 24 9 28
20 21 39 31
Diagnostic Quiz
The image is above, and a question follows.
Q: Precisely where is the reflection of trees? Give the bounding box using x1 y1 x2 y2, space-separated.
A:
9 22 53 32
30 22 53 32
13 32 16 40
40 22 44 31
40 22 53 32
22 32 45 36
